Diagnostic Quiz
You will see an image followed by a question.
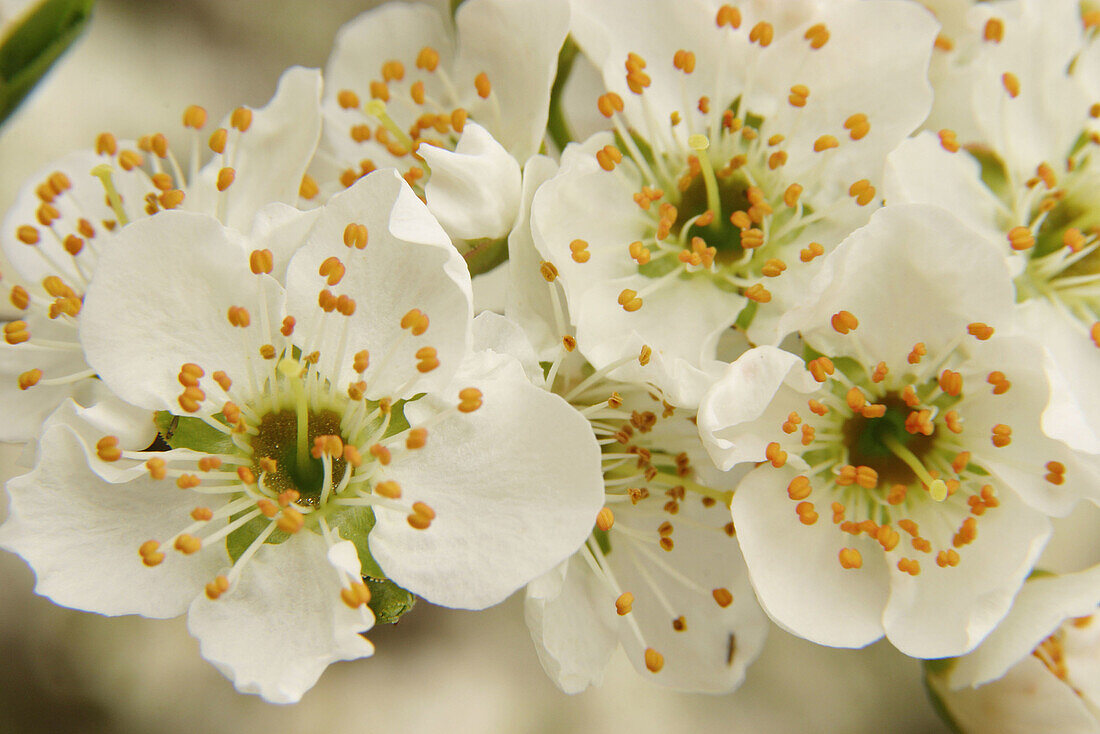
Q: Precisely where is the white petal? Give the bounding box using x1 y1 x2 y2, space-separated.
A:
187 531 374 704
471 311 543 386
79 211 277 411
370 356 604 609
1016 299 1100 456
960 336 1098 516
452 0 570 158
883 132 1008 248
419 122 521 241
748 0 938 195
524 557 618 694
881 487 1051 659
783 204 1015 367
247 202 323 284
932 655 1100 734
698 346 817 471
607 498 768 692
188 67 323 232
948 565 1100 689
1 148 154 287
506 154 565 361
0 423 224 618
0 327 90 443
731 465 890 648
284 170 472 399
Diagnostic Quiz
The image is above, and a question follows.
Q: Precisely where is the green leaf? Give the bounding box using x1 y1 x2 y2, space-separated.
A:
154 411 237 455
0 0 95 126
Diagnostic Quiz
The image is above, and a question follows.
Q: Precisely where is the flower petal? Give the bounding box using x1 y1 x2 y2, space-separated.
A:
284 170 472 399
948 564 1100 689
698 346 817 471
187 67 323 232
0 423 225 618
524 557 618 694
452 0 570 158
881 486 1051 659
370 355 603 609
731 465 890 648
419 122 521 241
187 531 374 704
79 211 277 412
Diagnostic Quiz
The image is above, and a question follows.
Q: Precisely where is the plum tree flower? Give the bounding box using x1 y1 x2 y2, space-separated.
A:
0 66 323 446
697 204 1098 658
0 170 603 702
319 0 568 250
529 0 937 397
498 162 766 692
926 564 1100 733
885 0 1100 460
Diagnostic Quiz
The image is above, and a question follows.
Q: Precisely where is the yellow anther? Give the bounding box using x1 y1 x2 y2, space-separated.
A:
183 105 207 129
416 46 440 71
231 107 253 132
712 587 733 608
4 320 30 345
1008 225 1035 250
474 72 491 99
839 548 862 569
788 84 809 107
618 288 643 312
341 581 372 609
672 49 696 73
208 128 228 154
597 92 625 118
804 22 830 48
276 508 305 534
16 224 40 244
95 132 118 155
198 456 222 472
715 4 741 28
405 427 428 450
1002 72 1020 98
400 308 430 336
814 135 839 152
596 507 614 532
249 249 274 275
299 174 319 200
216 167 235 192
96 436 121 461
807 357 834 382
800 241 825 262
205 575 230 599
831 310 859 334
615 592 634 615
374 480 402 500
337 89 360 110
415 346 440 373
343 222 368 249
174 534 202 554
848 179 876 206
744 283 771 303
749 21 774 46
991 424 1012 448
449 387 482 416
787 476 811 501
236 466 256 484
18 368 42 390
984 18 1004 43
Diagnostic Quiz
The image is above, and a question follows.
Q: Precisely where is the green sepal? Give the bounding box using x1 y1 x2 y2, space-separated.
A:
0 0 95 126
545 36 578 153
153 411 236 455
922 658 966 734
462 236 508 277
365 576 416 624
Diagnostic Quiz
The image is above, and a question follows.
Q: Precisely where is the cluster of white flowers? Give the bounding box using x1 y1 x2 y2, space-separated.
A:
0 0 1097 726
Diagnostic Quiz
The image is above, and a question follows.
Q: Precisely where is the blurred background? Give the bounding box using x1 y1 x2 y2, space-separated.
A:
1 1 1097 732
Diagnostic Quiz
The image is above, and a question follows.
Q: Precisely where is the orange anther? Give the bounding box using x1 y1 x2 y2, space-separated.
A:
839 548 862 569
787 476 811 501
